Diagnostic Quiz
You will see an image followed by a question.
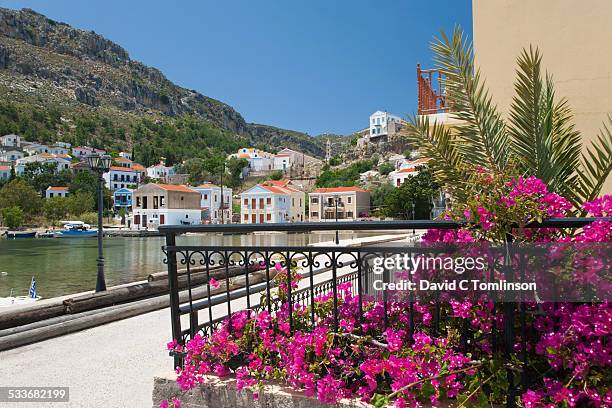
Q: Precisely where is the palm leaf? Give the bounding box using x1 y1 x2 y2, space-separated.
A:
575 116 612 209
431 27 508 171
404 114 469 201
508 48 582 205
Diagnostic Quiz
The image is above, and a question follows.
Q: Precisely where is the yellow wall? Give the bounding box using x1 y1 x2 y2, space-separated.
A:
472 0 612 193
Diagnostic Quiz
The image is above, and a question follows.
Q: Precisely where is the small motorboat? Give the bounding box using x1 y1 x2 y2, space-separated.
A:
37 230 57 238
54 221 98 238
0 277 41 308
3 230 37 239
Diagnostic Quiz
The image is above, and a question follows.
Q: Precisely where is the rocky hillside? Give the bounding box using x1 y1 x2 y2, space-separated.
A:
0 7 329 158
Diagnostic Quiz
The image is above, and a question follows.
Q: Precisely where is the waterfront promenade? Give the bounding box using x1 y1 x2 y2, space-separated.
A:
0 233 418 407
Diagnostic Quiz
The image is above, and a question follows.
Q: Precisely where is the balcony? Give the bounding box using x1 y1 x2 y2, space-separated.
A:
417 64 448 115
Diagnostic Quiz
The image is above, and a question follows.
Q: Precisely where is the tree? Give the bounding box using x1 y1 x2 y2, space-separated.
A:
67 191 95 216
371 183 395 213
44 197 69 225
382 167 439 219
270 170 284 180
226 157 248 188
1 206 23 229
405 27 611 211
22 161 72 193
0 179 43 219
378 162 395 176
69 171 111 210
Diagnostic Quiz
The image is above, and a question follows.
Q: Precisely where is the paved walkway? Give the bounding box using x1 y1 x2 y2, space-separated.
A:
0 233 417 407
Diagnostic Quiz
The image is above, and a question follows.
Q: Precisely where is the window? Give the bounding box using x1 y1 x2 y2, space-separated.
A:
137 197 141 207
259 198 264 208
204 194 208 200
292 198 295 206
244 213 248 220
377 117 380 124
311 197 318 204
214 195 217 202
266 197 271 205
243 198 248 206
311 211 318 217
153 196 159 209
160 196 165 207
266 214 271 221
348 197 352 204
49 193 53 198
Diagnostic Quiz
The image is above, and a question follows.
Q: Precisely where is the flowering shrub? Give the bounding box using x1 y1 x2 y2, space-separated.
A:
164 175 611 407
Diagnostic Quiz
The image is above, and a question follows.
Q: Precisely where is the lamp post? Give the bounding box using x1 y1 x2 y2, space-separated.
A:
86 153 112 292
220 161 226 224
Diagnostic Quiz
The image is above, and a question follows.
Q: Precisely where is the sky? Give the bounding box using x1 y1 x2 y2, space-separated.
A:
2 0 472 136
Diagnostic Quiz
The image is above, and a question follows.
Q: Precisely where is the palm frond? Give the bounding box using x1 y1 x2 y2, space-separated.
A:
404 114 469 201
431 26 508 171
508 48 582 205
575 116 612 209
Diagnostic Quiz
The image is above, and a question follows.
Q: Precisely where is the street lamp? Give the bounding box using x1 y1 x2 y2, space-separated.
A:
86 153 112 292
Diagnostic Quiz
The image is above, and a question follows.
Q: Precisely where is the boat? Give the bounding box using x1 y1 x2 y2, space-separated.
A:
53 221 98 238
0 277 41 308
37 230 57 238
3 230 37 239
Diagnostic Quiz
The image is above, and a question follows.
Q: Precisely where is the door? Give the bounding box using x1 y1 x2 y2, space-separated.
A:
160 214 165 225
134 215 140 226
251 214 256 224
142 215 147 227
260 214 264 224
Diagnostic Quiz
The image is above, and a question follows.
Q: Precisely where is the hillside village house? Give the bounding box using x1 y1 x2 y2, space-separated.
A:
264 180 305 222
132 184 201 229
113 188 133 213
308 187 370 221
119 151 132 160
103 166 141 191
45 186 69 198
0 149 24 162
147 160 175 182
233 148 274 172
369 111 403 143
0 165 10 181
240 182 305 224
114 156 133 168
72 146 106 158
191 183 233 224
15 153 70 175
0 134 20 148
389 158 432 187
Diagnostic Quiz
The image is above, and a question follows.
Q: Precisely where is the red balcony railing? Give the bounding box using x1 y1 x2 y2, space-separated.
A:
417 64 448 115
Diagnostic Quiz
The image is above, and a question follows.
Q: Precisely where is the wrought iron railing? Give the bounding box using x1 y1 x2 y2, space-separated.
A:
160 218 608 408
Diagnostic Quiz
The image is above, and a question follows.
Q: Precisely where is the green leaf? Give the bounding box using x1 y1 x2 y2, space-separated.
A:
370 393 390 408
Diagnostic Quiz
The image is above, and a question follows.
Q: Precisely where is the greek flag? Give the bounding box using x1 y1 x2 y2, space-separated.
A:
28 277 37 299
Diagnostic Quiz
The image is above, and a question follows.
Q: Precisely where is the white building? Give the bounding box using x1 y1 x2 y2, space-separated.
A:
23 144 51 155
191 183 233 224
132 184 201 229
0 150 24 162
273 153 292 172
233 148 275 172
0 165 11 181
240 184 296 224
119 151 133 160
15 153 70 175
72 146 106 158
49 145 70 155
103 166 141 191
146 161 175 181
389 158 431 187
0 134 20 148
45 186 69 199
369 111 403 142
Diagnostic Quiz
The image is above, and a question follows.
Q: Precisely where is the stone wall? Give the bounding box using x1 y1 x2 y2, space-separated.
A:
152 373 370 408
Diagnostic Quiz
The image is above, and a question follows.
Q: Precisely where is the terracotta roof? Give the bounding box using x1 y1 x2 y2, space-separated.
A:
131 163 145 172
312 187 368 193
47 186 68 191
398 167 417 173
261 185 292 195
110 166 139 172
195 183 218 188
54 154 72 158
155 184 197 193
0 165 10 171
238 153 250 158
114 157 132 163
264 179 290 187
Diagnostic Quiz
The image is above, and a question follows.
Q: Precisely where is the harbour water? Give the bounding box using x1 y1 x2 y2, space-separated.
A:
0 232 374 298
